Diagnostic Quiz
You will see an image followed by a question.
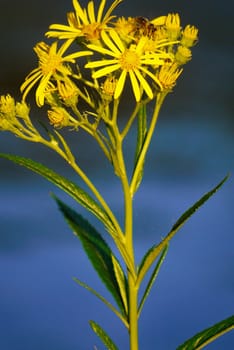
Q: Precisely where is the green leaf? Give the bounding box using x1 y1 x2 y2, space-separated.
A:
89 320 119 350
138 244 168 317
137 175 229 286
73 277 128 328
132 104 147 195
54 195 127 317
177 314 234 349
0 153 115 235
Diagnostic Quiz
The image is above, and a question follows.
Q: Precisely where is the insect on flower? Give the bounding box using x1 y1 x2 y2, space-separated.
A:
133 16 157 38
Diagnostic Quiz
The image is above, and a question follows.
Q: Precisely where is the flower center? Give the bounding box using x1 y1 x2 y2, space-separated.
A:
41 54 62 75
82 23 101 40
120 49 140 71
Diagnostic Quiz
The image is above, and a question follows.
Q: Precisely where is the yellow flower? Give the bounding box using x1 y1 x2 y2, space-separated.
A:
20 40 92 107
0 94 15 119
181 25 198 47
57 78 79 107
46 0 122 43
101 76 117 100
47 107 71 128
158 63 182 90
85 30 172 101
165 13 181 40
114 17 136 42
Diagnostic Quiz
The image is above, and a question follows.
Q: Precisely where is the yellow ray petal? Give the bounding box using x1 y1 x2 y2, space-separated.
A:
73 0 88 24
101 31 122 55
87 1 96 23
151 16 166 26
87 43 118 57
139 66 163 90
21 74 42 100
85 59 118 69
92 63 120 78
103 0 122 23
97 0 106 22
108 30 125 53
134 69 153 99
129 70 141 102
35 74 52 106
114 69 127 99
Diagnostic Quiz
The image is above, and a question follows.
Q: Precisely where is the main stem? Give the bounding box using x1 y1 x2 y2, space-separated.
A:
115 133 139 350
125 177 138 350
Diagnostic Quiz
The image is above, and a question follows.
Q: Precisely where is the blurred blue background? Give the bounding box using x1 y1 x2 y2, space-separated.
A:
0 0 234 349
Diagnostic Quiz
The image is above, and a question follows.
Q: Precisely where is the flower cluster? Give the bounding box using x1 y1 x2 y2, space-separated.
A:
1 0 198 132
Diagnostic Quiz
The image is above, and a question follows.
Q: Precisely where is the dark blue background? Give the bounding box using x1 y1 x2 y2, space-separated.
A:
0 0 234 349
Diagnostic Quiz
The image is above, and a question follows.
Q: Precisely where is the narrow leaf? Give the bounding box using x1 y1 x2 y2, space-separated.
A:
131 104 147 194
111 255 128 315
138 244 168 317
89 320 119 350
54 196 127 317
73 277 128 328
176 315 234 350
0 153 115 235
137 175 229 286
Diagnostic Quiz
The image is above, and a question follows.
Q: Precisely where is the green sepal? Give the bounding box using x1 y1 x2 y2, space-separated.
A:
176 314 234 350
0 153 116 235
138 244 168 317
89 320 119 350
53 195 127 317
137 175 229 286
132 104 147 195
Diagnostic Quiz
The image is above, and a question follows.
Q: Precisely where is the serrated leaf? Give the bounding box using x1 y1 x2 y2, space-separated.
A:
138 244 168 317
131 104 147 195
54 196 127 317
137 175 229 286
89 320 119 350
0 153 115 235
111 255 128 315
176 314 234 350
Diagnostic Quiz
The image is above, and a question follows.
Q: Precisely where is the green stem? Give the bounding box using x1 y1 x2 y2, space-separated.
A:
130 92 167 197
114 128 139 350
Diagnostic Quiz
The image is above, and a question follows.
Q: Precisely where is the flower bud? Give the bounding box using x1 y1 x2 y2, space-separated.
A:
47 107 70 128
181 25 198 47
57 79 79 107
175 45 192 65
101 76 117 101
158 63 182 90
165 13 181 40
15 101 30 119
0 94 15 119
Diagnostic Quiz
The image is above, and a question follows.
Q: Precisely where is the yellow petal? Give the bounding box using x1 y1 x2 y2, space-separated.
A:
114 70 127 99
97 0 106 22
92 63 120 78
108 30 125 53
151 16 166 26
85 59 118 68
134 69 153 99
87 43 118 57
101 31 122 55
73 0 88 24
129 70 141 102
87 1 96 23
